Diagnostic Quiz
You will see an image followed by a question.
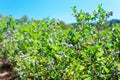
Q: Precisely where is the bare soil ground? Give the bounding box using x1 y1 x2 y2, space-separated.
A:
0 58 19 80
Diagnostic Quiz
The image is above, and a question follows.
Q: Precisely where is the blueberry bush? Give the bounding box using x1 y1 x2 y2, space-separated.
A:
0 4 120 79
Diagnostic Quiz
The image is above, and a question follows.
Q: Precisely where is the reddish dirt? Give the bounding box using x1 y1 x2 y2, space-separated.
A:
0 58 19 80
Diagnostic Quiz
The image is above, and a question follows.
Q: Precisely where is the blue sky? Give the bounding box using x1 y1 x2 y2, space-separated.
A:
0 0 120 23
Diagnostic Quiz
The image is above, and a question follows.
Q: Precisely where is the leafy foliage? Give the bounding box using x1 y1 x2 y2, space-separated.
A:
0 4 119 79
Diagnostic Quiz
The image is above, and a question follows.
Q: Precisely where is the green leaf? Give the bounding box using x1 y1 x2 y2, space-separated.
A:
71 6 77 13
79 65 85 71
104 67 109 73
